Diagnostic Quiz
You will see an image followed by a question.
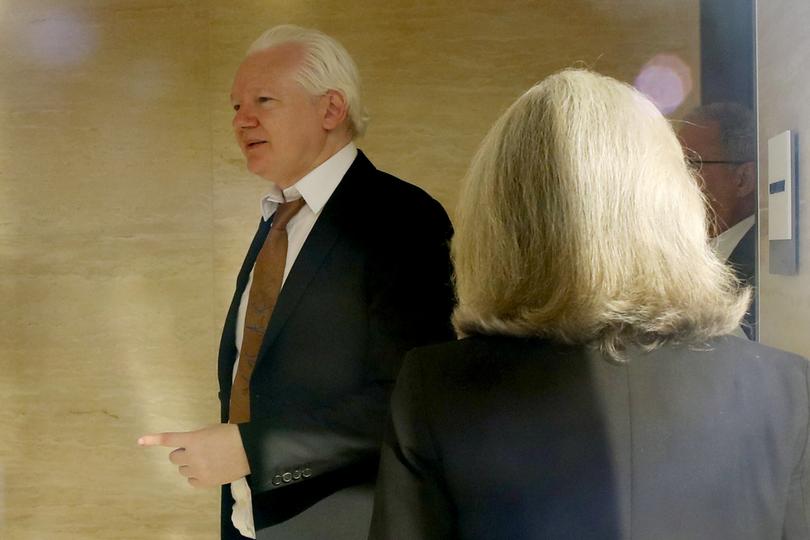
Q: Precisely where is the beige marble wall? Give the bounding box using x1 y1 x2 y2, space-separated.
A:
0 2 219 539
0 1 699 538
756 0 810 356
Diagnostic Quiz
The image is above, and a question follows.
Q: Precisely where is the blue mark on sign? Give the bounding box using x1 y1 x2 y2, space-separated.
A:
770 180 786 194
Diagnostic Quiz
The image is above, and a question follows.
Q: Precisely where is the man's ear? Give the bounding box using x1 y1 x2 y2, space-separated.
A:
321 90 349 131
735 160 757 198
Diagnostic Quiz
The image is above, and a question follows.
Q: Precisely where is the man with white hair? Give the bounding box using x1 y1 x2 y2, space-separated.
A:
139 25 454 539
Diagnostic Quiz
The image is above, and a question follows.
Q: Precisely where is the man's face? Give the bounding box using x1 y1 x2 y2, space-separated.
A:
679 119 745 236
230 44 329 188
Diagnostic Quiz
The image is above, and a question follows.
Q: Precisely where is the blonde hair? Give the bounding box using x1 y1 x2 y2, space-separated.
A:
248 24 369 138
452 69 750 359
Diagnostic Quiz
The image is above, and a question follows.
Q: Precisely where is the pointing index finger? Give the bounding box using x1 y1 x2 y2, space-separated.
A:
137 432 185 447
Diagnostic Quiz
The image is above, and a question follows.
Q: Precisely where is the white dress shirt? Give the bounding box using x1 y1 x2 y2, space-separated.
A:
712 214 755 264
230 142 358 538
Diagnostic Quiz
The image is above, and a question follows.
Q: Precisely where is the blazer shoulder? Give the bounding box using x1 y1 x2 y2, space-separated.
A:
708 336 809 370
405 336 490 364
408 334 554 357
352 152 448 215
404 335 558 384
374 170 447 217
667 337 810 404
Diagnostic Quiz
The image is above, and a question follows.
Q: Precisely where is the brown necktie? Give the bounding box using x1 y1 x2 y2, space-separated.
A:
229 198 306 423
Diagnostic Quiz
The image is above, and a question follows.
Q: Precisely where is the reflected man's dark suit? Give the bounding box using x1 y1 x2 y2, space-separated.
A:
371 335 810 539
218 151 455 539
728 222 757 340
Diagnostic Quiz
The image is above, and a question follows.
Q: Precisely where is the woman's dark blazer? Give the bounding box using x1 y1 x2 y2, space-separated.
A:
369 335 810 540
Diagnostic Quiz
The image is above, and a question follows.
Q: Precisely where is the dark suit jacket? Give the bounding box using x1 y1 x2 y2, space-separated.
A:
218 151 455 538
370 335 810 540
727 222 757 340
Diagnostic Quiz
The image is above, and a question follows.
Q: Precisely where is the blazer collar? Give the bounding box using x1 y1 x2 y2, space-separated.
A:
255 150 374 363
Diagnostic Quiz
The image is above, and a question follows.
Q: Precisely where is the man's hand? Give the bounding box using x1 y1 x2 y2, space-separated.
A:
138 423 251 488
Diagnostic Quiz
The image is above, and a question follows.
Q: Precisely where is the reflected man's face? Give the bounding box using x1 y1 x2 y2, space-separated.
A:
679 119 753 236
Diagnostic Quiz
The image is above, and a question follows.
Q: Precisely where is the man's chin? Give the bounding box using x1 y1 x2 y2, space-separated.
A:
251 170 291 190
245 160 298 188
246 162 274 182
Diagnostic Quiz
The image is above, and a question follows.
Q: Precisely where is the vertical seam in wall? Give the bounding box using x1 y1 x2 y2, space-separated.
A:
205 1 217 361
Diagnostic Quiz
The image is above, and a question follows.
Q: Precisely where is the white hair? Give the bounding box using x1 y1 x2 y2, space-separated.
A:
452 69 750 360
248 24 369 138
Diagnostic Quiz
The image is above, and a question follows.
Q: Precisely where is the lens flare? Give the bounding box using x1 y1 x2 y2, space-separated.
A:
23 10 98 67
634 54 693 115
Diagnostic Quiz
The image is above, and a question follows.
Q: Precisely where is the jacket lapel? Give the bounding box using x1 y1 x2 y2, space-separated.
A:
254 151 371 366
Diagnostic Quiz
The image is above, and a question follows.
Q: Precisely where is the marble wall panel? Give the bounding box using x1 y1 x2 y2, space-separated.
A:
756 0 810 356
0 2 218 539
1 1 700 538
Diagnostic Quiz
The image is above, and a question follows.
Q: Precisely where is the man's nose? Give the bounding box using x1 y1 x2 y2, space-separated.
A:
233 107 258 129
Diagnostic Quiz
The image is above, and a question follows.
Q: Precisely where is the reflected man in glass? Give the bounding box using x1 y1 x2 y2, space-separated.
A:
679 103 757 339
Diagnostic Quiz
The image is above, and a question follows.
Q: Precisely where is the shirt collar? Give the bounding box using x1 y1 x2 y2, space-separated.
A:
260 142 358 220
712 214 755 262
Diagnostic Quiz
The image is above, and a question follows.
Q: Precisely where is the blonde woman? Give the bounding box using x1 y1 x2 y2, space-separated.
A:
369 70 810 539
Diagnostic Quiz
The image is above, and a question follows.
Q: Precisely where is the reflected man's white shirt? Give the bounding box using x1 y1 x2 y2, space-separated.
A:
230 142 358 538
